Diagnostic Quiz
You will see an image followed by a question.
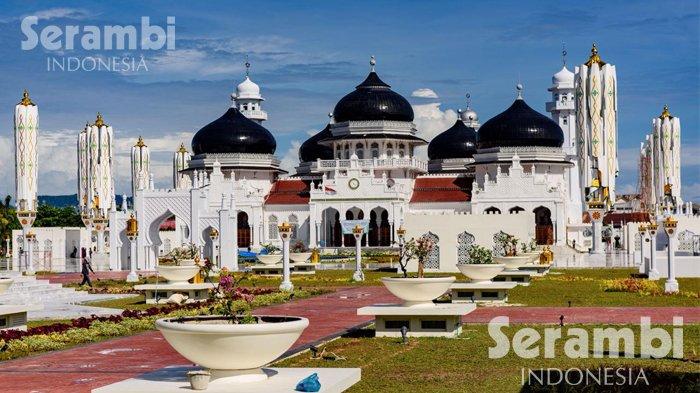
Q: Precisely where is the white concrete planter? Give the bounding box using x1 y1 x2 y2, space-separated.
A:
0 278 14 294
187 370 211 390
178 259 196 266
522 252 540 262
257 254 282 266
456 264 506 283
156 315 309 383
156 265 200 284
290 252 312 264
381 276 455 307
494 256 532 271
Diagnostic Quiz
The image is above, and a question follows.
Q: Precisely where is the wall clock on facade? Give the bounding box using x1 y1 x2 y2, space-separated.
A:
348 178 360 190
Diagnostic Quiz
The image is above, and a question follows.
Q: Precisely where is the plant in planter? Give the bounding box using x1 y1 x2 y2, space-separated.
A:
156 268 309 383
457 245 504 283
157 244 201 284
257 243 282 265
492 231 531 271
290 240 311 263
383 234 454 307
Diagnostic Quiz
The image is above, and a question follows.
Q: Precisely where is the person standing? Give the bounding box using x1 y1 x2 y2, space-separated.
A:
80 253 95 287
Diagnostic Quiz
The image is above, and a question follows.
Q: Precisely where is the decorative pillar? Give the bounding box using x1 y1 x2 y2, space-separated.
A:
663 215 679 293
26 232 35 274
126 214 139 282
4 236 10 258
209 227 220 268
278 221 293 292
15 90 38 275
131 137 150 197
352 224 364 282
638 224 647 275
173 143 191 189
647 222 660 280
587 201 605 254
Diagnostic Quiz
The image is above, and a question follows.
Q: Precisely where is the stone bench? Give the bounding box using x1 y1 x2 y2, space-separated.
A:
493 271 533 286
0 305 31 331
450 281 519 303
357 303 475 338
134 283 216 304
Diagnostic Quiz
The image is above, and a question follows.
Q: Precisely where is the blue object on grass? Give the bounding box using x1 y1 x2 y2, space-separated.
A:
295 372 321 392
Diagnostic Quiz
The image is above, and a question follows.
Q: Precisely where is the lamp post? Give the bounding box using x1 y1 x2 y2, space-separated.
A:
209 228 220 268
647 222 660 280
352 224 364 282
125 214 139 282
662 215 679 293
278 221 293 292
587 200 605 254
638 224 647 275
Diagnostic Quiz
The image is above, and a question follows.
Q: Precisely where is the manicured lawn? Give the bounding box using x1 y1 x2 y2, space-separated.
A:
84 294 155 310
276 324 700 392
508 269 700 307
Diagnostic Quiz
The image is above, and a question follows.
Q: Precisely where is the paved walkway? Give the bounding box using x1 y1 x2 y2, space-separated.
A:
1 286 697 392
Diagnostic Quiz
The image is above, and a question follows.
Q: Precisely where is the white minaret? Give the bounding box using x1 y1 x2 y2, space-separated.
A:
653 105 682 210
14 90 38 274
231 58 267 123
173 142 191 189
77 122 90 213
575 43 619 209
131 136 150 195
89 113 114 215
547 44 582 223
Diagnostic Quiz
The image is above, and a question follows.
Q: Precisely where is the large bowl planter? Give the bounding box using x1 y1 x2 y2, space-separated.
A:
381 276 455 307
457 264 506 283
156 315 308 383
290 252 312 264
0 278 14 294
522 252 540 262
156 265 201 284
257 254 282 266
494 255 532 271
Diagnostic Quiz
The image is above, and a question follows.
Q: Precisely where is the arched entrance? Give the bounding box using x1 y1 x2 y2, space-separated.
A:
533 206 553 245
237 211 251 249
321 208 342 247
368 207 391 247
344 208 364 247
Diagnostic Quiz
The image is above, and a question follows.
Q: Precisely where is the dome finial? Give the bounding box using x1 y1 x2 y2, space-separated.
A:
370 55 376 72
177 142 187 153
135 136 146 147
19 89 34 106
660 104 672 119
465 92 472 109
94 112 105 127
562 42 567 67
516 83 523 100
585 43 606 67
244 55 251 77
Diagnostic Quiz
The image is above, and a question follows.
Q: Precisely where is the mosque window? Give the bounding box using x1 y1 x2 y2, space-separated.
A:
421 232 440 269
356 143 364 159
268 215 279 240
562 117 568 125
371 143 379 158
456 231 475 264
289 215 298 239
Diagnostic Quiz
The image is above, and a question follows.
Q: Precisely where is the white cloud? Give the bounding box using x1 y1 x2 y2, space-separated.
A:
411 103 458 160
279 140 302 175
411 88 438 99
25 8 92 21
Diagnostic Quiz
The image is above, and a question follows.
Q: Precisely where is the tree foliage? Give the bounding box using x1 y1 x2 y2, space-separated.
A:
33 203 84 228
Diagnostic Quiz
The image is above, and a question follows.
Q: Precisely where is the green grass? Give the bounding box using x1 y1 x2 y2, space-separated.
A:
83 294 155 310
508 269 700 307
276 324 700 392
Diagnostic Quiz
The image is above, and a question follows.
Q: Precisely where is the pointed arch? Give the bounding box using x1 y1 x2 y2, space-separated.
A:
456 231 475 264
421 232 440 269
268 215 279 241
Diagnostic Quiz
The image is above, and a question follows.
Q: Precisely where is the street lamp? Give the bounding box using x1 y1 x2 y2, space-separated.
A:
638 224 647 276
352 224 364 282
209 227 220 268
662 215 679 293
278 221 293 292
647 222 659 279
125 214 139 282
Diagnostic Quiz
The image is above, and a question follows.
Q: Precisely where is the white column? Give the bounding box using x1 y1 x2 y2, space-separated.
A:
26 235 35 275
639 230 647 274
664 218 679 293
4 237 10 258
591 220 603 254
352 227 364 281
280 233 293 292
127 238 139 282
648 225 660 280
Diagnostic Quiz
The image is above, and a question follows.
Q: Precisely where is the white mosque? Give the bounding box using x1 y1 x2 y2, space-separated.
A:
11 45 695 273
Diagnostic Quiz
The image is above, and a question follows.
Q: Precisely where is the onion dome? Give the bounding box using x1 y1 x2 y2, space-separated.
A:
428 119 477 160
332 57 414 122
299 123 334 162
552 66 574 85
191 107 276 155
477 85 564 149
235 76 262 100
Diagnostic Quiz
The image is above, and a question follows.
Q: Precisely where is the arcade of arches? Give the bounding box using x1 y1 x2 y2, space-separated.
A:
320 207 392 248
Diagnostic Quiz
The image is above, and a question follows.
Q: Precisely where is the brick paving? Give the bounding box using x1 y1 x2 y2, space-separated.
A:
0 285 697 392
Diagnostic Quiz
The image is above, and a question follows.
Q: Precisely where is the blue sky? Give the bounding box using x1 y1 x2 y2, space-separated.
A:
0 0 698 201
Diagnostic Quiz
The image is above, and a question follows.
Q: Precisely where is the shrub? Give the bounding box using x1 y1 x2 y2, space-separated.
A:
466 245 493 264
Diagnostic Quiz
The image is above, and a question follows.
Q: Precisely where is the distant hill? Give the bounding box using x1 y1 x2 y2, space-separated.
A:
37 194 131 208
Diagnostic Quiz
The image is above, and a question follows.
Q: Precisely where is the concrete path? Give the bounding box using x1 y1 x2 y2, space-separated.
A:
0 286 697 392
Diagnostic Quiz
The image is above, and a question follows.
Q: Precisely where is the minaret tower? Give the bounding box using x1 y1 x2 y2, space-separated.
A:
173 143 191 189
575 43 618 209
547 44 582 222
231 58 268 123
14 89 38 274
90 113 114 216
131 136 150 196
652 105 682 210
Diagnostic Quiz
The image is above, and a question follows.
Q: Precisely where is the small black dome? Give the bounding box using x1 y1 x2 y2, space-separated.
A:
191 108 276 155
428 120 477 160
477 99 564 149
299 124 334 162
333 72 414 122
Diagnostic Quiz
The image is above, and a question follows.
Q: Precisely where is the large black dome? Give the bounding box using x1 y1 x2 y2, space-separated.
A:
299 124 334 162
477 99 564 149
333 72 414 122
191 108 276 155
428 120 477 160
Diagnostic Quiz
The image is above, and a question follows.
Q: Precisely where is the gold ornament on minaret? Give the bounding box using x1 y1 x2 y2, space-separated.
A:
178 143 188 153
584 43 606 67
94 112 107 127
135 136 146 147
659 105 672 119
19 89 35 106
